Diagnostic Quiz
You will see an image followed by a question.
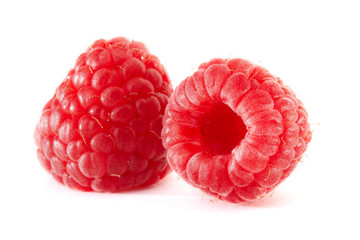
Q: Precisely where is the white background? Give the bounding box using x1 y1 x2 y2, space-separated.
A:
1 0 359 239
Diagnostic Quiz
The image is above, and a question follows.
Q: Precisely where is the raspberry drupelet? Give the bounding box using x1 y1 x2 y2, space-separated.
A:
162 58 312 203
34 37 173 192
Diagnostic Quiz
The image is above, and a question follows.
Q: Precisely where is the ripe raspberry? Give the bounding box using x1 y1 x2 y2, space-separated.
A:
162 58 312 203
34 37 173 192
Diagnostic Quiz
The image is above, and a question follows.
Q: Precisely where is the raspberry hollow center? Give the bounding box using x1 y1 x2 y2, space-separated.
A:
199 103 247 156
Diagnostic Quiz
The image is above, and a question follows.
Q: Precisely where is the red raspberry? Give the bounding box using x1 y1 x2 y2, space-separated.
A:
162 58 312 203
34 37 173 192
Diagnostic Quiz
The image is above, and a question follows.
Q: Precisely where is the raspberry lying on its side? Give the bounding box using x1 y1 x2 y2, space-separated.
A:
34 37 173 192
162 58 312 203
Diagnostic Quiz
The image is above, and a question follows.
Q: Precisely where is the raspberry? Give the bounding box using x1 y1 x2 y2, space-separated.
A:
34 37 173 192
162 58 312 203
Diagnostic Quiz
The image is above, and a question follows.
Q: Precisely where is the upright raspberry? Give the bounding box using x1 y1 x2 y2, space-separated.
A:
162 58 312 203
34 37 173 192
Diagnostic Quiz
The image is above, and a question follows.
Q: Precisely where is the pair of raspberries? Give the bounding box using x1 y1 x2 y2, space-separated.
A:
34 37 311 203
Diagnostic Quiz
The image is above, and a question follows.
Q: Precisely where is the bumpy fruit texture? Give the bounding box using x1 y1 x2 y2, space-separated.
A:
34 37 173 192
162 58 312 203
